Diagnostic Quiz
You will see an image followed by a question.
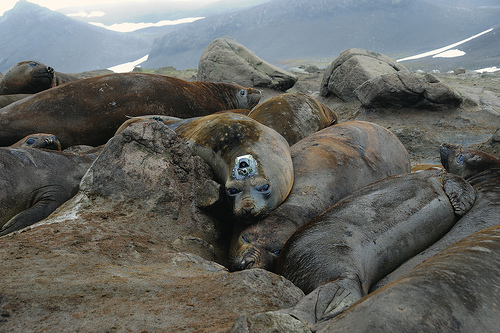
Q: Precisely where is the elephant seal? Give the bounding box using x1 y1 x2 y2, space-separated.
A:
0 148 98 236
0 60 78 95
0 73 261 148
276 169 475 329
320 225 500 333
170 113 293 222
230 121 411 271
0 94 31 108
373 143 500 289
247 92 338 146
9 133 62 150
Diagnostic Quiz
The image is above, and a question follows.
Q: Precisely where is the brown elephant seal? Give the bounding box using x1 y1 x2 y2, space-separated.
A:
170 112 293 222
9 133 62 150
0 73 261 148
0 94 32 108
320 225 500 333
0 147 99 236
0 60 78 95
373 143 500 289
230 121 411 271
247 92 338 146
276 169 476 329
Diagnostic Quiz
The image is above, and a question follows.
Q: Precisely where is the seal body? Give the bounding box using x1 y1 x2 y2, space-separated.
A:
374 143 500 289
0 148 98 236
9 133 62 150
247 92 337 145
320 225 500 333
0 60 78 95
0 73 261 148
276 169 475 327
170 113 293 222
0 94 31 108
230 121 411 271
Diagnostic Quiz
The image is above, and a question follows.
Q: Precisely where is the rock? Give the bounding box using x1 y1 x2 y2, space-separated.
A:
320 48 408 101
229 311 311 333
355 71 463 109
197 36 297 91
0 121 303 332
454 67 466 75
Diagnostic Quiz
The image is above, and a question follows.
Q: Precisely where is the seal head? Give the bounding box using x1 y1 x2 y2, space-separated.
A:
10 133 62 150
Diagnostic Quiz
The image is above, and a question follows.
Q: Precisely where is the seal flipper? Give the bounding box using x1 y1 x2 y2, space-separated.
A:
442 173 476 217
0 185 67 236
283 277 363 330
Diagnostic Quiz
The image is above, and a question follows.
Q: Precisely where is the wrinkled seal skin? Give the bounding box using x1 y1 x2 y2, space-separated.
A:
247 92 338 146
374 143 500 289
9 133 62 150
0 60 78 95
321 225 500 333
276 169 475 329
0 73 261 148
0 148 99 236
171 113 293 222
230 121 411 271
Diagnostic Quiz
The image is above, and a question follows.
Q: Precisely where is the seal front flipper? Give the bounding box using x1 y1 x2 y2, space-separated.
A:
286 277 362 330
442 173 476 217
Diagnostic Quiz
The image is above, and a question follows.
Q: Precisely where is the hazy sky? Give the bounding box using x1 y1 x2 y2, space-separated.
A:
0 0 220 17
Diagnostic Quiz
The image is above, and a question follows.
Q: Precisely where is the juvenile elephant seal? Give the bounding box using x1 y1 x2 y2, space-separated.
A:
247 92 337 145
374 143 500 289
0 73 261 148
171 113 293 222
9 133 62 150
230 121 411 271
0 148 98 236
276 169 475 329
0 60 78 95
321 225 500 333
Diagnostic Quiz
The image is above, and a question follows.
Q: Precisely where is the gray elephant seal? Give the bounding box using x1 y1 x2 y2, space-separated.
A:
9 133 62 150
320 225 500 333
247 92 338 146
171 112 293 222
0 73 261 148
0 60 78 95
373 143 500 289
276 169 475 328
230 121 411 271
0 148 98 236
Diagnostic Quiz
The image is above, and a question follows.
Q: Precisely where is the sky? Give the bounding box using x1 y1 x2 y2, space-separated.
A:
0 0 220 17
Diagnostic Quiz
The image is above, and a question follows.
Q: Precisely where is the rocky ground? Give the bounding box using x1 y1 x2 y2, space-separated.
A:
0 64 498 332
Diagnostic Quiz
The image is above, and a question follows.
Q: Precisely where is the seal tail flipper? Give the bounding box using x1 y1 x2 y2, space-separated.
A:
442 173 476 217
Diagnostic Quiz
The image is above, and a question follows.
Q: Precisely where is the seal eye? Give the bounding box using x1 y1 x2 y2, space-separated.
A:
270 248 281 256
457 154 465 165
28 62 37 67
227 188 240 196
239 89 246 97
241 235 249 243
257 184 270 194
26 138 36 145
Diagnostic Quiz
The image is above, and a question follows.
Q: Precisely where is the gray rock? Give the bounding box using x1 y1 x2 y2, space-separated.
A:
320 48 408 101
0 121 303 332
355 71 463 109
198 36 297 91
229 311 311 333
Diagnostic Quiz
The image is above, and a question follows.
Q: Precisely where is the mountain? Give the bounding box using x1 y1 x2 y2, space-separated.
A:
142 0 500 70
0 1 152 73
400 24 500 72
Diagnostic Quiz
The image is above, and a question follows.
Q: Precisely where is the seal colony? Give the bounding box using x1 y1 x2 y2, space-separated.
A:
229 120 411 271
276 169 475 329
0 73 261 148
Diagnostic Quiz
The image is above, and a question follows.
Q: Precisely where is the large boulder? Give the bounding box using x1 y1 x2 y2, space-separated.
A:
320 48 408 101
198 36 297 91
0 121 303 332
355 71 463 109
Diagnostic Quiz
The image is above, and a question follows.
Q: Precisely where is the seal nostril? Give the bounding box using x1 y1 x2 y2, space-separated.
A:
47 67 54 73
244 260 255 269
